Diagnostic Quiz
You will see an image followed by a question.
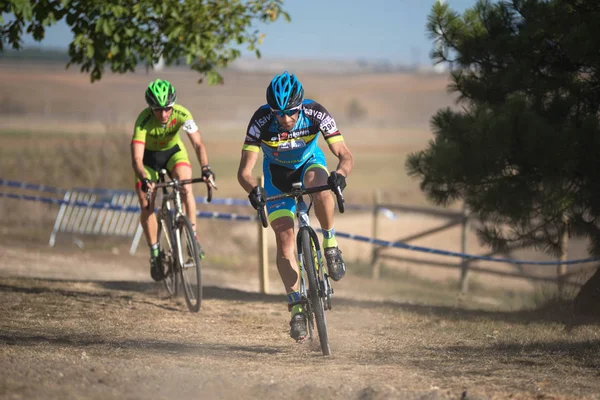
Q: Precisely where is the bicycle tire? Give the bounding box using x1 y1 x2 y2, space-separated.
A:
177 214 202 312
300 227 331 356
157 211 178 297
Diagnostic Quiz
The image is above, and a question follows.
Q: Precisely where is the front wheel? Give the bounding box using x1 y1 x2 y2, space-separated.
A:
300 228 331 356
176 215 202 312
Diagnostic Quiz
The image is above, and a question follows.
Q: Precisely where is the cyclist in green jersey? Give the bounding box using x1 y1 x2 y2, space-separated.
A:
131 79 215 281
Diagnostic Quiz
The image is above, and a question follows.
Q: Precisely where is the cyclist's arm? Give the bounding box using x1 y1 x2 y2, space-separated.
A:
314 102 353 177
179 115 209 169
237 149 260 193
131 141 147 182
187 130 210 169
327 140 354 178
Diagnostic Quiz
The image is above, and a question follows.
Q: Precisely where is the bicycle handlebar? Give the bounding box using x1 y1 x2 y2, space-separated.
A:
258 184 345 228
150 176 216 203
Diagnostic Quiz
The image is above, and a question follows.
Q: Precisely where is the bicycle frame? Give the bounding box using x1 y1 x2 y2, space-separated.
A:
153 170 214 255
156 172 186 260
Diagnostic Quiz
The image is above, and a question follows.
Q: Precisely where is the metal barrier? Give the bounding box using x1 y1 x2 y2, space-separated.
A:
49 189 140 252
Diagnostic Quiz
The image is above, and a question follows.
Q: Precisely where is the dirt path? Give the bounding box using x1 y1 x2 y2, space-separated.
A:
1 241 599 400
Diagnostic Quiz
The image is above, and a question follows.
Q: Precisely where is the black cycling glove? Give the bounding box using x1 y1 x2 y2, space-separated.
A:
141 178 152 193
201 165 215 181
248 186 266 210
327 171 347 192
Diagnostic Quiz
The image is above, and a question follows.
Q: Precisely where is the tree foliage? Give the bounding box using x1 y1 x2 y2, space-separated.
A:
406 0 600 258
0 0 290 84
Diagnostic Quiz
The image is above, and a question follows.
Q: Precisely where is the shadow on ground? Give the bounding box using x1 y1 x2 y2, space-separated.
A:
2 276 599 328
0 332 284 356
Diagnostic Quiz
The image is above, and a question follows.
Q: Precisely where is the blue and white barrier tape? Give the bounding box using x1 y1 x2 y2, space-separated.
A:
0 192 141 211
0 179 136 196
318 229 598 266
198 211 256 221
0 179 252 205
195 196 397 219
1 178 395 218
195 196 251 206
2 191 596 267
0 179 67 195
0 192 257 222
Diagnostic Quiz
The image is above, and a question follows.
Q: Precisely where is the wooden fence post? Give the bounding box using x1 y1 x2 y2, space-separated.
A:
257 175 269 294
459 205 471 293
371 189 382 280
557 226 568 298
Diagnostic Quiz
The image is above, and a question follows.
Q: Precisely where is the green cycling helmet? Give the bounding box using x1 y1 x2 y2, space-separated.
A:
145 79 177 108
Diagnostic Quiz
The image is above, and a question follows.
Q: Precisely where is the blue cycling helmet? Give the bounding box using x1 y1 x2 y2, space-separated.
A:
266 71 304 110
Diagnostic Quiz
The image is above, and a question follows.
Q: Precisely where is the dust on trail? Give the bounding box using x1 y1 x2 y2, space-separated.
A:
1 242 599 400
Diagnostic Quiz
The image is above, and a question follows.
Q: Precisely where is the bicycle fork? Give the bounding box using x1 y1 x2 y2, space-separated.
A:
297 228 334 311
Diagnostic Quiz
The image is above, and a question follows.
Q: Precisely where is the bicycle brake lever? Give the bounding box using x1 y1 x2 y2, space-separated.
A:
208 177 218 189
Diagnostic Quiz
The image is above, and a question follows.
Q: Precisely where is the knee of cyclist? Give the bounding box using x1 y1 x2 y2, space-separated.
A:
182 188 194 200
313 190 332 203
275 229 295 245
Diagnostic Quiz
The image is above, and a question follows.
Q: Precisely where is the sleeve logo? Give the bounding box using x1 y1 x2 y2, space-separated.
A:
248 124 261 139
320 116 337 134
182 119 198 134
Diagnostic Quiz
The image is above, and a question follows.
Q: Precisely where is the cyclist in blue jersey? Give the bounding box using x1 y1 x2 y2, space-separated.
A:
237 71 354 341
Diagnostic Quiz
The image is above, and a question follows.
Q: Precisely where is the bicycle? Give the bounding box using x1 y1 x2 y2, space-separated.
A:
257 181 345 356
148 169 215 313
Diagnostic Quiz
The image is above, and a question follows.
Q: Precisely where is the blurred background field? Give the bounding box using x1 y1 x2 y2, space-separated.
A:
0 59 594 304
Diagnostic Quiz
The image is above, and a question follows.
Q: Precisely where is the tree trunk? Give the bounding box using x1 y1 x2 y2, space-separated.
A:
573 266 600 317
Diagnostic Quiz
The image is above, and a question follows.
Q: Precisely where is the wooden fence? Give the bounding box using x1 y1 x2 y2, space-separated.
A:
255 188 595 295
369 189 584 295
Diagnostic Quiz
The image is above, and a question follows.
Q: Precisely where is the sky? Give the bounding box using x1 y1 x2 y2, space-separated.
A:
15 0 479 66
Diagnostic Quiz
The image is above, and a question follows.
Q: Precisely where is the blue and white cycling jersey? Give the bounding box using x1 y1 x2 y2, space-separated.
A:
242 99 344 170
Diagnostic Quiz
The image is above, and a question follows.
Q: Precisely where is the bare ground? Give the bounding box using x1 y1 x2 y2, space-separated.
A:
1 237 600 400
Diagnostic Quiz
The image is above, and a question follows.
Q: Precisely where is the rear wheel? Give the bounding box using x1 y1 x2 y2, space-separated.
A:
300 228 330 356
177 215 202 312
157 211 178 297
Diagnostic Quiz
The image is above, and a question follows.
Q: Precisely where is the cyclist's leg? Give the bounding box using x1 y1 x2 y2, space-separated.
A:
135 166 163 280
139 145 180 246
135 166 160 247
301 149 346 281
265 162 307 339
302 149 335 233
270 217 299 291
264 162 299 292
